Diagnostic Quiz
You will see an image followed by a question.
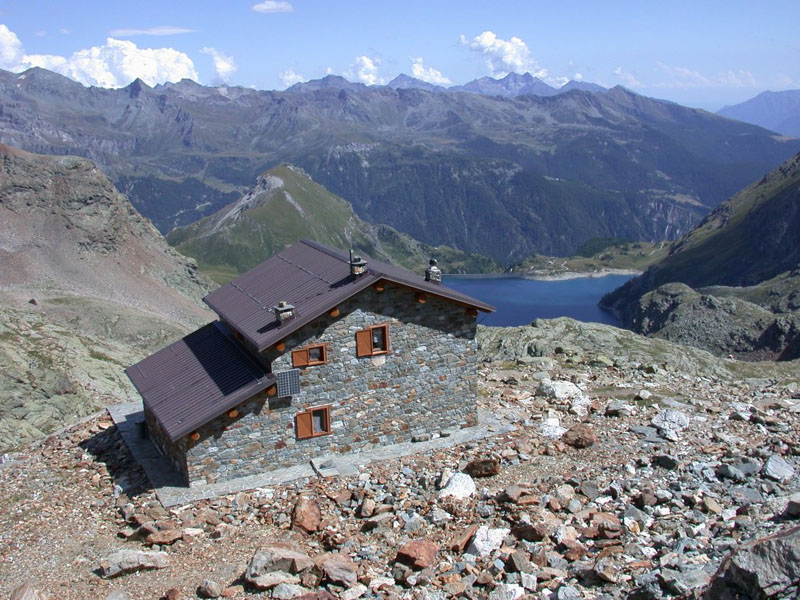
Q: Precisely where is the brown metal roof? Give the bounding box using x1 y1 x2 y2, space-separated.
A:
126 321 275 442
203 239 495 352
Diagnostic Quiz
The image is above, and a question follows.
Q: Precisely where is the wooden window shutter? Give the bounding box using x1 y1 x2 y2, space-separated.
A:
355 329 372 357
292 348 310 368
296 411 313 439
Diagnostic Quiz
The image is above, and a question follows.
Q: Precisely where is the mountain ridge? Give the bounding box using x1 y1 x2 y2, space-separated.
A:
2 66 799 262
718 89 800 137
601 152 800 359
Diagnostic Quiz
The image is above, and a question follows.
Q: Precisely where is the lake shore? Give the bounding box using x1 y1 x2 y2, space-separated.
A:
445 268 642 282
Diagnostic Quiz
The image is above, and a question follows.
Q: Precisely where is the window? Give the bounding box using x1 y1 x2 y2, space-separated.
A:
356 324 390 357
292 343 327 368
296 406 331 439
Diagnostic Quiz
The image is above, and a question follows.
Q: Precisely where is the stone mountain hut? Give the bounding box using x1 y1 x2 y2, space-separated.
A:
125 240 494 486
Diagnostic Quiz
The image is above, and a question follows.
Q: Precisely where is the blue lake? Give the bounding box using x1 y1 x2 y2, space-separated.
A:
443 274 635 327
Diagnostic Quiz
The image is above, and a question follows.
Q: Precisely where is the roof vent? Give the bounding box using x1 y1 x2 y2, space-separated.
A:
349 249 368 277
273 300 295 323
425 258 442 284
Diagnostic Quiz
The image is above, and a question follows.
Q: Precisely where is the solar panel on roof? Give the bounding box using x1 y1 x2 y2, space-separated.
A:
276 369 301 397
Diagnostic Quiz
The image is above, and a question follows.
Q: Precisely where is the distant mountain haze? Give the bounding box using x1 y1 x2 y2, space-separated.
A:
1 66 798 263
718 90 800 137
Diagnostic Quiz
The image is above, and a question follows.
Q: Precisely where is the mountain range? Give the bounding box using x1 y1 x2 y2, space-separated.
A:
1 67 799 263
718 90 800 137
386 72 607 97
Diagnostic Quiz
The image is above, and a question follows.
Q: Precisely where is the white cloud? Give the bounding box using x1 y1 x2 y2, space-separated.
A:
613 66 642 88
59 28 70 35
461 30 547 78
2 25 198 88
573 72 584 81
0 24 24 69
347 55 384 85
655 62 757 88
109 26 196 37
201 46 237 83
34 30 46 38
279 67 305 87
410 57 451 85
252 1 293 13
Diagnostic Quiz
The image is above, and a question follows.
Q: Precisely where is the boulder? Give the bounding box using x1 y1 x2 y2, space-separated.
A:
704 525 800 599
466 526 509 557
11 583 51 600
438 473 476 500
651 409 689 440
464 458 500 477
762 455 795 483
197 579 223 599
292 497 322 533
396 539 439 570
99 549 170 578
245 545 314 586
561 424 597 448
538 379 585 401
314 553 358 587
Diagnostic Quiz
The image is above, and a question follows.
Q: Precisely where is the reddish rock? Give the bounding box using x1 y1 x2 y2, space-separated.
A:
397 539 440 570
591 512 623 539
145 529 183 546
449 523 480 553
315 553 358 587
561 424 597 448
292 497 322 533
464 458 500 478
511 522 550 542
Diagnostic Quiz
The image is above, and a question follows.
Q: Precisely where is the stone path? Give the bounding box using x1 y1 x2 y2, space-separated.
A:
108 401 515 507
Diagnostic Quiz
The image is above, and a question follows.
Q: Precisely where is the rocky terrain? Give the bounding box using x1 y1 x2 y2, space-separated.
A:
601 152 800 360
0 145 213 451
2 67 799 261
1 318 798 600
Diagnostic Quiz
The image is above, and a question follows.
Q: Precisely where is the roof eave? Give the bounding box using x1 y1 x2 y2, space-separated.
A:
162 372 277 442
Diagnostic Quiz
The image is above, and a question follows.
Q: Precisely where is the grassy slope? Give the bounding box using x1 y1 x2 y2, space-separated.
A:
601 152 800 320
168 165 499 283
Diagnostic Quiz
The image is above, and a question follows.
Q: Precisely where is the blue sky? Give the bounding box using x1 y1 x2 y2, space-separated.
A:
1 0 798 110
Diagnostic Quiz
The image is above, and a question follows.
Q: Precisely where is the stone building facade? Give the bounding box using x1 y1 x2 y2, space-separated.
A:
185 285 478 485
127 240 492 488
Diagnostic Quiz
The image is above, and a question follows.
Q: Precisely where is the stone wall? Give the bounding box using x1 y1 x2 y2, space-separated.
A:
184 283 479 485
145 407 189 484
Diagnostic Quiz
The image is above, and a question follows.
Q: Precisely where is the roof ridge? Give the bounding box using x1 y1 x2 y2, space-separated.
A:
300 239 350 263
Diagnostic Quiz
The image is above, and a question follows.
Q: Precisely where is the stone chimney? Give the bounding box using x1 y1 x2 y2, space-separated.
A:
425 258 442 284
273 300 295 323
349 249 368 277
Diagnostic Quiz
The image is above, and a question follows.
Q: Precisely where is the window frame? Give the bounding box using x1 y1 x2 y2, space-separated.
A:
292 343 328 368
356 323 391 357
296 405 332 440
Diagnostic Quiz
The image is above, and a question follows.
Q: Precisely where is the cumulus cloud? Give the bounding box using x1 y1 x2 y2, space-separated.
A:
347 55 384 85
410 57 451 85
279 67 305 87
202 46 237 83
109 26 196 37
461 30 547 78
252 1 293 13
613 66 642 88
0 24 24 69
0 25 198 88
655 62 757 88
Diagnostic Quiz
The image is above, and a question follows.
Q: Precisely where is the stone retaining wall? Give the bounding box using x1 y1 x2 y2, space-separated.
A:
183 283 478 485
